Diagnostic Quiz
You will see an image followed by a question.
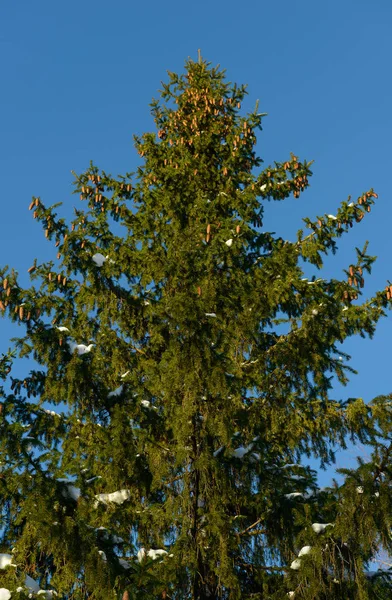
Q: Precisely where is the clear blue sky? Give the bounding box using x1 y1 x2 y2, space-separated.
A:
1 0 392 478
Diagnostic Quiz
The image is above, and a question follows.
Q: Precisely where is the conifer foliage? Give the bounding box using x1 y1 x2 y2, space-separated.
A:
1 55 392 599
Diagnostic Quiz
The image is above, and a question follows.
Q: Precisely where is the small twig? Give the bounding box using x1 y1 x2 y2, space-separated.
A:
164 472 186 486
238 561 287 571
244 528 267 537
147 439 171 453
133 346 146 355
240 359 259 368
238 517 263 536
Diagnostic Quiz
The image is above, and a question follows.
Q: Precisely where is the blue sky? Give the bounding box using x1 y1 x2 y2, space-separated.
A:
1 0 392 480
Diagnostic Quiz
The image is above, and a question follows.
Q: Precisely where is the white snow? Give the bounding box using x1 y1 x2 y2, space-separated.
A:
225 239 233 247
0 554 15 569
137 547 168 562
118 558 131 569
0 590 10 600
121 371 130 379
348 202 354 207
111 535 124 544
290 558 302 570
85 476 102 484
260 184 267 191
98 550 107 561
137 548 146 563
67 341 94 355
147 549 168 560
311 523 333 534
232 447 248 459
95 489 130 506
56 326 69 332
25 574 40 593
205 313 217 318
356 486 364 494
232 444 253 459
287 593 295 598
108 385 124 398
92 253 107 267
298 546 312 557
59 481 81 502
284 493 303 500
43 409 59 417
327 214 337 220
213 446 224 457
141 400 151 408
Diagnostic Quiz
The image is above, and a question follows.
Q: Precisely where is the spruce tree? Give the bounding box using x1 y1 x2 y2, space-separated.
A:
1 54 392 600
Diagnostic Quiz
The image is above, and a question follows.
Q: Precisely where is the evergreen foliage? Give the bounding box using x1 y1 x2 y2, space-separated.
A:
1 54 392 599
